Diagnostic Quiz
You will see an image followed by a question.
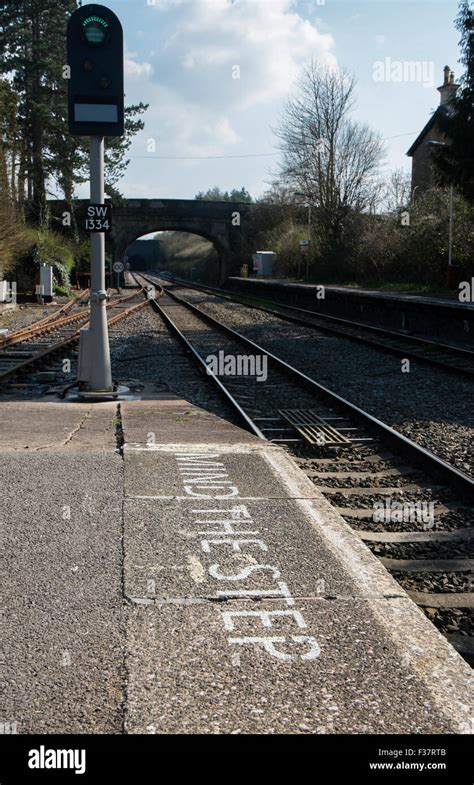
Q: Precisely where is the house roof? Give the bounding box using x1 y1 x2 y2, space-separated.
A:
407 108 440 157
406 105 451 157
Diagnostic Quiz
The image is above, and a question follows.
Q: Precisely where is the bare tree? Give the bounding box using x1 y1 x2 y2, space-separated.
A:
274 60 385 259
382 168 412 214
259 182 300 205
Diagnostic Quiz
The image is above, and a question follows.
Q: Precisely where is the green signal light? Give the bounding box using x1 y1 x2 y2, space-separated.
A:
82 15 109 46
85 24 106 44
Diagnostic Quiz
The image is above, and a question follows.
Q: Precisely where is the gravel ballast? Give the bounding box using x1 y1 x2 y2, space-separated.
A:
171 287 474 477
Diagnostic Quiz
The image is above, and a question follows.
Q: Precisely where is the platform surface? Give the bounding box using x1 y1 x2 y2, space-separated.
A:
1 401 124 733
228 277 474 311
1 397 473 734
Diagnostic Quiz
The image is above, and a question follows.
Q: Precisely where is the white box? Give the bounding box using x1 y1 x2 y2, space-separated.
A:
252 251 276 276
40 265 53 297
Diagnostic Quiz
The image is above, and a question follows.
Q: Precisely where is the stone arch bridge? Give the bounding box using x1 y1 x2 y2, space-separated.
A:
49 198 255 282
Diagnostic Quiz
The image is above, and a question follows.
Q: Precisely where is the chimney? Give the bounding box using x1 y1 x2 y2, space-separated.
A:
437 65 458 106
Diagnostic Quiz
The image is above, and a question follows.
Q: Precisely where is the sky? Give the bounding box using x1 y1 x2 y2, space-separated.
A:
77 0 463 201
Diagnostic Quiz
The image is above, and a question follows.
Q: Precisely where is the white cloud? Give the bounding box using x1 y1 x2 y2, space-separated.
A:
182 47 236 69
139 84 241 157
150 0 334 109
121 0 336 195
125 53 154 78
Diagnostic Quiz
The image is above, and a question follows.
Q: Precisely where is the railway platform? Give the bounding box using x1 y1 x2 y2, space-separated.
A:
2 396 473 734
228 278 474 309
226 277 474 348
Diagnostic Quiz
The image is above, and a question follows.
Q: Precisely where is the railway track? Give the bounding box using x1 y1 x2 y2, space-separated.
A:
0 284 148 392
0 287 90 348
136 272 474 664
160 275 474 378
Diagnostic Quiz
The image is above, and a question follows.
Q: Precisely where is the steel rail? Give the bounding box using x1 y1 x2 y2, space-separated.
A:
152 274 474 378
0 286 143 350
0 294 148 385
145 278 473 498
146 292 266 440
0 288 90 347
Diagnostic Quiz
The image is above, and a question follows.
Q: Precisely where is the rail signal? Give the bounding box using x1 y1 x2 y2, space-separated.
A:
67 4 124 137
67 4 125 397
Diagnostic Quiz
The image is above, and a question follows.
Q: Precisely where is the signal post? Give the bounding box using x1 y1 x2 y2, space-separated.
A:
67 4 124 396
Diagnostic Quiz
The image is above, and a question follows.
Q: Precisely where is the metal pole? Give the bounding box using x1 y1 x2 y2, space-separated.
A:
306 203 311 277
88 136 112 391
446 184 455 288
448 184 454 268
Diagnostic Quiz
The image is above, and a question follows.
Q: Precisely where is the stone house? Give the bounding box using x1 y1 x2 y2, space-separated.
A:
407 66 459 195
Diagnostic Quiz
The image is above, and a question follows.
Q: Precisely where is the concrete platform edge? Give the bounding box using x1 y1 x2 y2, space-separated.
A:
263 446 474 734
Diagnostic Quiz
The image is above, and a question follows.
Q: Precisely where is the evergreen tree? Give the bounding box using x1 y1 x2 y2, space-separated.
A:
228 186 253 203
0 0 80 221
195 185 253 202
432 1 474 200
0 0 148 224
0 79 19 200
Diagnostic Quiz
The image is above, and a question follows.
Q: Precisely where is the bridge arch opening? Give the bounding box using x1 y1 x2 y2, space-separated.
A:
124 229 222 284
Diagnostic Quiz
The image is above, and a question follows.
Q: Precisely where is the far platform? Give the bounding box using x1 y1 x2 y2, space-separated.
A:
226 277 474 348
